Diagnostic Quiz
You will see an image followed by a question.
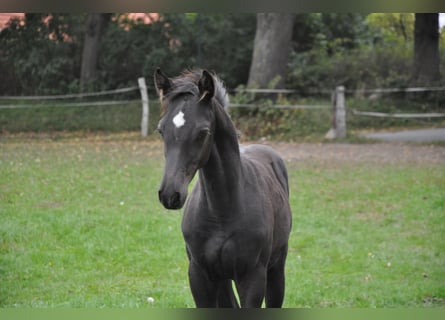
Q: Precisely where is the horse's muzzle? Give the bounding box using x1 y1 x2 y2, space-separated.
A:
158 189 185 210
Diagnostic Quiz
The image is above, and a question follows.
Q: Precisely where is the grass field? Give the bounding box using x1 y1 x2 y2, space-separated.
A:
1 134 444 308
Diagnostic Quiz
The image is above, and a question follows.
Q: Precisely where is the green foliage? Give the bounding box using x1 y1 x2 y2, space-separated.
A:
0 13 255 95
287 44 413 93
98 13 255 90
367 13 415 44
230 86 331 141
1 13 444 138
230 104 331 142
287 12 445 106
231 107 330 142
1 13 442 96
291 13 373 55
287 13 420 93
318 13 373 52
0 14 85 95
173 13 256 87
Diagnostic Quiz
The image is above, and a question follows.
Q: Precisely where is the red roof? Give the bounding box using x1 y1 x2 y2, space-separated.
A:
0 13 159 31
0 13 24 29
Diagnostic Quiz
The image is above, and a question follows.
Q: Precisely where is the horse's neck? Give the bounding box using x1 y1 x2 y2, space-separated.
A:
198 106 242 213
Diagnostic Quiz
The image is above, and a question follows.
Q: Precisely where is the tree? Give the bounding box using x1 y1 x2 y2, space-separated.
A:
1 13 255 94
319 13 370 53
247 13 295 88
0 13 84 95
99 13 255 90
367 13 415 44
80 13 112 91
411 13 440 84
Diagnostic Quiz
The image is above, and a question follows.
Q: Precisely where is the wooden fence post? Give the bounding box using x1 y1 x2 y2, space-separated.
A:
138 77 149 137
325 85 346 139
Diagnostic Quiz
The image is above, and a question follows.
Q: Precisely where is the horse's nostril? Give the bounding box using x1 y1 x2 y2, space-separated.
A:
169 192 181 208
159 189 183 209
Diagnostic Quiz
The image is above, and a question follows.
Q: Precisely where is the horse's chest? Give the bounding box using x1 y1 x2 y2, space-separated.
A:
203 233 231 262
183 226 264 279
189 232 233 272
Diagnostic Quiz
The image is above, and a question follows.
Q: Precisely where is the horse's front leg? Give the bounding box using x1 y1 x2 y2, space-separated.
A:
188 260 218 307
235 266 267 308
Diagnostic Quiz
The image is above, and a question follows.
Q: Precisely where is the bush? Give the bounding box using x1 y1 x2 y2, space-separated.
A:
287 44 413 94
230 107 331 141
229 90 332 141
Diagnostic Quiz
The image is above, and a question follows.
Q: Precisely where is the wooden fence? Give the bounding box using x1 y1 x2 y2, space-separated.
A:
327 85 445 139
1 80 444 138
0 78 150 137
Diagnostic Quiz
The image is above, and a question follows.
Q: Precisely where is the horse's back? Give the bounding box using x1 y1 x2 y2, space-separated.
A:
241 144 289 196
241 144 292 251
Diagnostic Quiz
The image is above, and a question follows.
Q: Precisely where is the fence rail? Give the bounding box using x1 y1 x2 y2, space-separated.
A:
0 80 148 136
1 80 443 138
230 103 330 110
352 110 445 119
0 100 139 110
234 88 297 94
347 86 445 94
0 86 139 101
233 87 333 95
326 84 445 139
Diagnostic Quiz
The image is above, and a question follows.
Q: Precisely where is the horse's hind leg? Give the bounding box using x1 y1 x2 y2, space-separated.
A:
216 280 239 308
266 246 288 308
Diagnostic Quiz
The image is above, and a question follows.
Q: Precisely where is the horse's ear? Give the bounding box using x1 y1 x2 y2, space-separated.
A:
154 68 173 98
198 70 215 102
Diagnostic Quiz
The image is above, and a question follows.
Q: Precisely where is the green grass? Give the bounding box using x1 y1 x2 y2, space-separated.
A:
0 100 161 134
286 164 445 307
1 135 444 308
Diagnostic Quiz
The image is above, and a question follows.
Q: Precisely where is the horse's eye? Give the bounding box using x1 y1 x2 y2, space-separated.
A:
197 129 210 141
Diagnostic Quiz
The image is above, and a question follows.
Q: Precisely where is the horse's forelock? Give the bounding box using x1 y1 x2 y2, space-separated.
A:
164 70 229 111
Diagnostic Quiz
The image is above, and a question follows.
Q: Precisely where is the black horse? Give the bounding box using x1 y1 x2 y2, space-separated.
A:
155 68 292 308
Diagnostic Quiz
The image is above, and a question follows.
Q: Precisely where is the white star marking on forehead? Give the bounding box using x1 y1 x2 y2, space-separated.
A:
172 111 186 128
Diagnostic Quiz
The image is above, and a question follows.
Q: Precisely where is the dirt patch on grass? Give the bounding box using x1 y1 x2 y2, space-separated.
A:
2 131 445 165
265 142 445 165
355 211 386 223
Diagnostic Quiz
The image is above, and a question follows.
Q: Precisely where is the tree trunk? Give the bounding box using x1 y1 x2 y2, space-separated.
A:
80 13 111 92
411 13 440 84
247 13 295 89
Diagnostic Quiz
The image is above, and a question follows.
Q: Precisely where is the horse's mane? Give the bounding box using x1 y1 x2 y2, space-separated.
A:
165 69 229 111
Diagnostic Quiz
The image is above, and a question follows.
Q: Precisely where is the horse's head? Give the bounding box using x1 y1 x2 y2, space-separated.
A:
154 68 216 210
